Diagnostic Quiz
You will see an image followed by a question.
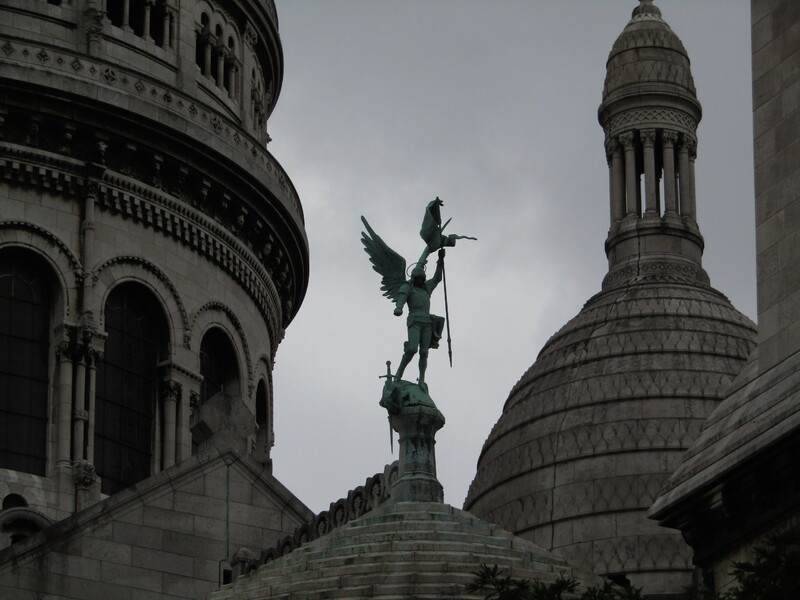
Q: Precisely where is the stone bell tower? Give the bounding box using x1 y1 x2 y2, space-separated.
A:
465 2 756 594
600 0 705 290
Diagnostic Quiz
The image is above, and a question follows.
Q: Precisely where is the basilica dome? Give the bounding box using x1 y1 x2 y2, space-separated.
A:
464 1 756 594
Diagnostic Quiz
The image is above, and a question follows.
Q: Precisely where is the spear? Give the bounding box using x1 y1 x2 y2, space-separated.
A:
439 219 453 367
441 247 453 367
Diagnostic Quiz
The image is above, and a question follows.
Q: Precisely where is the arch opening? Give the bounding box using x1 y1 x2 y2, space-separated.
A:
0 249 55 476
96 282 168 495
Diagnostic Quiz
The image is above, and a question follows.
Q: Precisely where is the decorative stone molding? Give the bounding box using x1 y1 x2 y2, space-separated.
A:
258 469 392 567
602 260 710 289
0 38 302 219
604 261 708 286
605 108 697 137
0 221 82 275
0 107 299 335
161 379 181 402
618 130 636 148
244 22 258 48
72 459 97 490
662 130 679 145
189 391 200 417
93 255 190 342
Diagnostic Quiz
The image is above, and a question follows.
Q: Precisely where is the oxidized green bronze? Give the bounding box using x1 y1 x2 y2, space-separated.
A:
361 198 475 396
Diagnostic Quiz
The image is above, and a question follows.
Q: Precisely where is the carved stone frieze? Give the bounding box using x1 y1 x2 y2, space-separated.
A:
605 108 697 137
260 468 391 566
0 37 302 219
72 459 97 490
161 379 181 402
1 121 292 350
602 260 710 289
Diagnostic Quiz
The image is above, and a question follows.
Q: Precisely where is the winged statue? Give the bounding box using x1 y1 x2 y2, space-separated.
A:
361 198 475 393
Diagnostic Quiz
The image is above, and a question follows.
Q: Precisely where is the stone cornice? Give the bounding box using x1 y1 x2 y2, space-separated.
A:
0 36 301 223
0 140 288 359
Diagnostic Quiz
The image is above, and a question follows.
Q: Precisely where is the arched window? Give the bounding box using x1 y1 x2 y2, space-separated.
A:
196 13 211 73
199 328 239 405
0 251 52 476
96 283 167 495
107 0 125 29
254 378 269 461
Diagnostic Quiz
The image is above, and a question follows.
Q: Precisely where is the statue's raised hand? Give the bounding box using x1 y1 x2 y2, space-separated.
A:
394 307 403 316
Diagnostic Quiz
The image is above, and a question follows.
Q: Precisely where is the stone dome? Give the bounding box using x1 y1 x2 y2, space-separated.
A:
602 0 698 109
465 2 755 592
210 502 601 599
464 274 756 592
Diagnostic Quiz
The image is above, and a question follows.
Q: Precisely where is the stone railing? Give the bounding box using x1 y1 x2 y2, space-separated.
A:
230 463 398 578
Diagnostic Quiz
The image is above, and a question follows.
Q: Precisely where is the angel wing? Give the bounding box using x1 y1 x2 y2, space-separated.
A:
361 216 407 304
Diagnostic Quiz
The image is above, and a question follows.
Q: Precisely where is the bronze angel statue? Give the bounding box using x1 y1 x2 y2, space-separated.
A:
361 198 475 393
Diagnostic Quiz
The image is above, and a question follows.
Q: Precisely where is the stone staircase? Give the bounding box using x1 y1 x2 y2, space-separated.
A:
211 501 601 600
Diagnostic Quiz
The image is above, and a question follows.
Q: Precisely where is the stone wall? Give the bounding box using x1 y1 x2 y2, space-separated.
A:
753 0 800 371
0 450 312 600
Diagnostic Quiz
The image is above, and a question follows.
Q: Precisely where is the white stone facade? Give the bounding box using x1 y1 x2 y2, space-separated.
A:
0 0 311 597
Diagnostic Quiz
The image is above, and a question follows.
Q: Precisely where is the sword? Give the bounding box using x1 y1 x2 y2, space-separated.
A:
378 361 394 452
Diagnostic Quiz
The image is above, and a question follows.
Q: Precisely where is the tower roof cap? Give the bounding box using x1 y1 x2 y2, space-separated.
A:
601 0 697 107
632 0 662 19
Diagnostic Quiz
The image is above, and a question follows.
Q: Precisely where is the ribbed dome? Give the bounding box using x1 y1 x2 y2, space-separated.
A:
602 0 697 107
464 273 756 590
463 1 754 593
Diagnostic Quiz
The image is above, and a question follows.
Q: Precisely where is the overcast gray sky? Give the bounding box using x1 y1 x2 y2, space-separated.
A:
266 1 756 514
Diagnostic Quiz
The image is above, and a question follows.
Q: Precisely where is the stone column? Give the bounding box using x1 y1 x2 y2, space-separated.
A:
215 48 226 88
85 352 97 465
620 132 638 217
662 131 678 214
203 37 213 77
226 62 238 99
171 366 202 462
162 10 171 48
56 338 74 470
641 129 658 215
122 0 131 30
678 136 693 218
143 1 152 39
611 139 625 223
162 380 180 469
606 139 623 224
389 404 445 503
72 354 87 461
688 139 698 220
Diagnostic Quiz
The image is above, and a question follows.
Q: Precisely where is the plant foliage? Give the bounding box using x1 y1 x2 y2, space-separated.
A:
467 528 800 600
467 564 641 600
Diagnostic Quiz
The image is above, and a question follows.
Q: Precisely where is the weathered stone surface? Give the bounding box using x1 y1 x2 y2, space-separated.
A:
0 452 312 599
211 502 602 600
465 2 756 593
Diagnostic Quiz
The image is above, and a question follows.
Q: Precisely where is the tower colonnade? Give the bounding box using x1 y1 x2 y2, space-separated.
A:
465 2 757 593
607 128 697 223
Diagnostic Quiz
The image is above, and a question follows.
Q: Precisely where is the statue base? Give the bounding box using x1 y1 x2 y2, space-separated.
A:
381 380 445 504
380 378 437 414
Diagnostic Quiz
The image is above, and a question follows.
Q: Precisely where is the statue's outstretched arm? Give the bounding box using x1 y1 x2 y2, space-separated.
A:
426 250 445 292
